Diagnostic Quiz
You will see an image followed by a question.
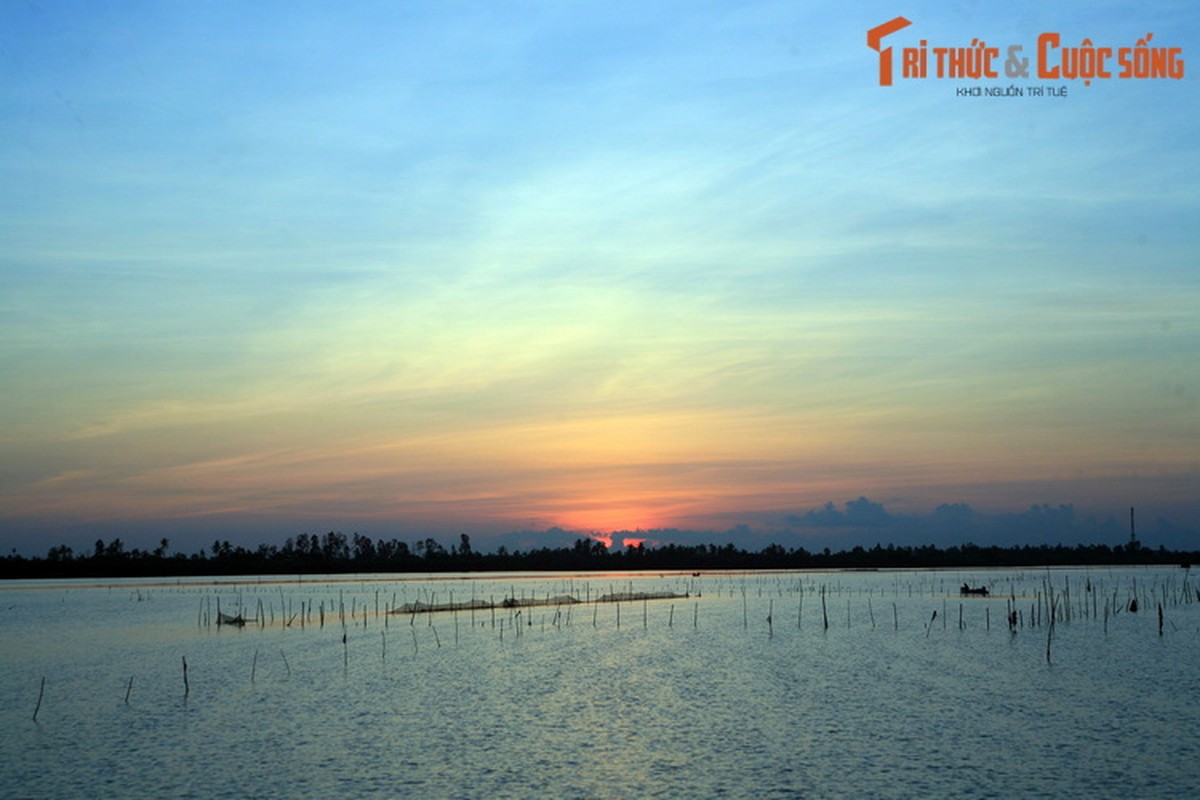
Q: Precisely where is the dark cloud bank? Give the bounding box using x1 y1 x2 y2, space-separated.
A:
495 497 1196 554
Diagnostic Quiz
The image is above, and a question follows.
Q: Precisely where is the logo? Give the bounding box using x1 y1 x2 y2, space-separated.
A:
866 16 912 87
868 17 1185 94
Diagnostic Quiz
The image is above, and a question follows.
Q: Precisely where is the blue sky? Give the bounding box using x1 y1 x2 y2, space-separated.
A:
1 1 1197 555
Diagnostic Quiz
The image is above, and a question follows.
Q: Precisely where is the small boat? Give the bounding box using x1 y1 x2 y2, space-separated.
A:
217 611 247 627
959 583 989 597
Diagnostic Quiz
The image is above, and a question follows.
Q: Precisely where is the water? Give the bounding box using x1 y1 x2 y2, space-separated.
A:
2 568 1197 798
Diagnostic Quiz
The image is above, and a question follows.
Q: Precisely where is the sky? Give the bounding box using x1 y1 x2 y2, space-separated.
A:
2 1 1197 556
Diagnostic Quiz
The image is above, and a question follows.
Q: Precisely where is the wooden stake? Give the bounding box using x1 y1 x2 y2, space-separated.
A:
1046 596 1056 663
33 677 45 722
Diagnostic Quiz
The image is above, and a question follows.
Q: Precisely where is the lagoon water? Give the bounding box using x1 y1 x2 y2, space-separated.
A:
2 567 1198 798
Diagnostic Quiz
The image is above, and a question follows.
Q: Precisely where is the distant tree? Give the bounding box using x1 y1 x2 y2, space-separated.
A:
377 539 410 562
352 533 376 562
321 531 349 562
47 544 74 562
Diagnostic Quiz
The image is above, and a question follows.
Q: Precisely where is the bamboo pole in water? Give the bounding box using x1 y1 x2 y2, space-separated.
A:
125 676 133 705
1046 595 1056 663
182 656 189 698
33 677 45 722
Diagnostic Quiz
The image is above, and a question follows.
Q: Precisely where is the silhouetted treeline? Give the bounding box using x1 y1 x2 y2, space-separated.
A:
1 531 1196 579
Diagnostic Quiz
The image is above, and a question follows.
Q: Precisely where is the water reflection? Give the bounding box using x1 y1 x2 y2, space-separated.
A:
1 567 1197 797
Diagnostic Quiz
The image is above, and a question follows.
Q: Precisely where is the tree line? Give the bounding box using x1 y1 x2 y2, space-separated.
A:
2 531 1195 579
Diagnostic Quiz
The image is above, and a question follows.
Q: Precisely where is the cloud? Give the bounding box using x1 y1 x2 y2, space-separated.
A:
787 496 894 529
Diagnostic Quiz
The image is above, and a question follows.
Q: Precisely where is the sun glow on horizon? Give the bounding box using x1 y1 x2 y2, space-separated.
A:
555 505 670 539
